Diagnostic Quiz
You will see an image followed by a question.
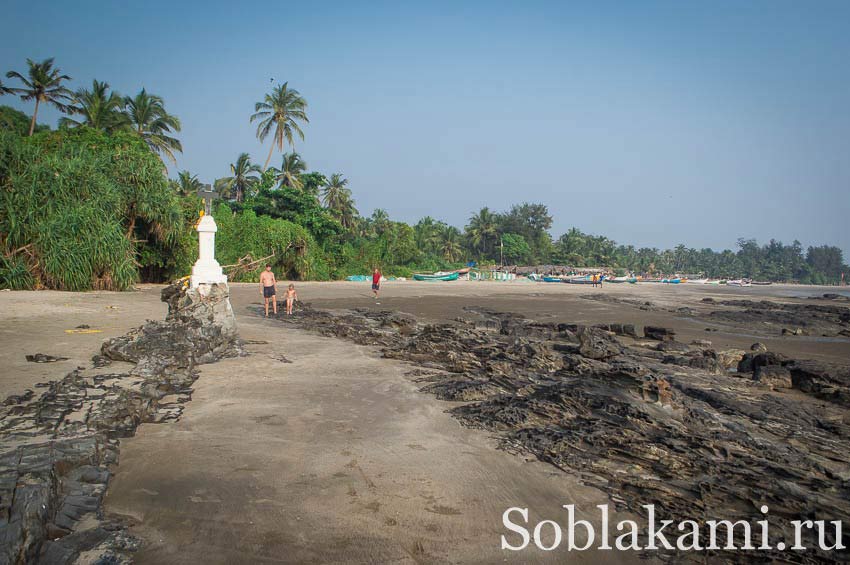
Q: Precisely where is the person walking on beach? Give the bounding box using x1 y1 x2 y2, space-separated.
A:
372 267 382 299
284 283 298 316
260 264 277 317
591 273 598 288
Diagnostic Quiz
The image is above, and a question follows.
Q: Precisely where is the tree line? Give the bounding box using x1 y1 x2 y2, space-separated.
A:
1 58 846 289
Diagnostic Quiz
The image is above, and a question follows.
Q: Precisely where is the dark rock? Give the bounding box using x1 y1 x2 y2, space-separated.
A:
754 365 792 389
26 353 69 363
0 281 241 564
643 326 676 341
656 340 690 353
577 326 622 360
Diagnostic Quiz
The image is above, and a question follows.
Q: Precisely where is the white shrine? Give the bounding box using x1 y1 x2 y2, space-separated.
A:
190 185 228 289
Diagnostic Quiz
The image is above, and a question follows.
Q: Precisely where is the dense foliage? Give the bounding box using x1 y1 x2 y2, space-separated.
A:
0 128 189 289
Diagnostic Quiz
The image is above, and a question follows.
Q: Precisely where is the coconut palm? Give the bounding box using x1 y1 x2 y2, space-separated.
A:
251 82 309 171
321 173 351 210
124 89 182 164
336 193 359 230
371 209 391 237
5 58 74 136
220 153 261 202
59 80 128 132
275 152 307 190
440 226 463 262
172 170 203 197
465 207 500 257
0 80 13 96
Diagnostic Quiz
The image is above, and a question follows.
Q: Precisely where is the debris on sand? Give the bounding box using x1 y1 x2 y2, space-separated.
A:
280 304 850 562
0 282 240 564
25 353 69 363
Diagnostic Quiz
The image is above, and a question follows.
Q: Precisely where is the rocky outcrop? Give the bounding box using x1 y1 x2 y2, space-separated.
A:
0 282 239 564
280 304 850 563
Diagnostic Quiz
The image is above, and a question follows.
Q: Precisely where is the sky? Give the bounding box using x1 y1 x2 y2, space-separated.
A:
2 0 848 257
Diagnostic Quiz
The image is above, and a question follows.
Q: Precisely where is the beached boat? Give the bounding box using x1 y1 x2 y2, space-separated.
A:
565 277 594 284
662 278 681 284
726 279 751 287
542 276 563 283
413 272 460 281
687 278 709 284
608 276 638 284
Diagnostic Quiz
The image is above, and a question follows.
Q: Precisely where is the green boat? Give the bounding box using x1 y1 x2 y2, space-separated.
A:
413 272 460 281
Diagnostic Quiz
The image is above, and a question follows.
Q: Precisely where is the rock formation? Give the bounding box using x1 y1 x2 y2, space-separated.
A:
280 304 850 562
0 282 239 564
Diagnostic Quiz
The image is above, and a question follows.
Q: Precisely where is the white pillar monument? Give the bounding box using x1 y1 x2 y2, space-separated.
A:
190 185 228 289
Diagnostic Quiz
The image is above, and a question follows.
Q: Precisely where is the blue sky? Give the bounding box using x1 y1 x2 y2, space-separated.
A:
2 0 848 257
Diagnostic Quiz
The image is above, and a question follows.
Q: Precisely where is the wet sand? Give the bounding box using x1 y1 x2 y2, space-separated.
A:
2 281 848 562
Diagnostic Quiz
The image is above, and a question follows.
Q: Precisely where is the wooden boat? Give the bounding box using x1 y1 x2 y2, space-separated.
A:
726 279 751 287
565 277 594 284
687 278 709 284
608 276 638 284
542 276 563 283
413 272 460 281
662 278 681 284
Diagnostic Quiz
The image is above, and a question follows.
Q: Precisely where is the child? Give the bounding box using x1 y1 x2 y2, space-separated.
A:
284 283 298 315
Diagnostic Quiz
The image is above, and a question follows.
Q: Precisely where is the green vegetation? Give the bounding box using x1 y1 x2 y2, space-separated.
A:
0 128 187 289
1 57 847 290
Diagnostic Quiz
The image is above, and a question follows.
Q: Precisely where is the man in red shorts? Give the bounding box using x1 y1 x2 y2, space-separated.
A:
372 267 382 299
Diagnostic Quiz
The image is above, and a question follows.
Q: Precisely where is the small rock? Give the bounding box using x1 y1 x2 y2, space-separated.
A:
750 342 768 352
690 339 713 347
644 326 676 341
25 353 69 363
754 365 793 390
717 349 747 370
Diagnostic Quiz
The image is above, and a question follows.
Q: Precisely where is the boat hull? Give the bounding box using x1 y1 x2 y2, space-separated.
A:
413 272 460 281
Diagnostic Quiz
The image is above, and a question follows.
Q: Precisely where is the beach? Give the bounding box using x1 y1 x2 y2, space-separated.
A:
1 281 849 562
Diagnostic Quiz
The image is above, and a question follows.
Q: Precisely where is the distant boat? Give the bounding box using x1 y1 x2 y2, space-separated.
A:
726 279 752 287
565 277 594 284
608 276 638 284
413 272 460 281
542 276 563 283
688 278 709 284
662 278 681 284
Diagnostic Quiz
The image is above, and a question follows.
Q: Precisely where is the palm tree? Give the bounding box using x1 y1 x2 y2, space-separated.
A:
0 79 13 96
337 193 359 230
173 170 203 197
440 226 463 262
465 207 499 258
59 80 128 132
275 152 307 190
5 58 74 136
220 153 261 202
124 89 182 164
251 82 309 171
371 209 391 237
322 173 351 210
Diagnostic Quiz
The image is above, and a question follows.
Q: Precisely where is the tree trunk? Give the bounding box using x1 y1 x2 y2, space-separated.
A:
263 142 275 171
126 204 136 239
28 98 40 136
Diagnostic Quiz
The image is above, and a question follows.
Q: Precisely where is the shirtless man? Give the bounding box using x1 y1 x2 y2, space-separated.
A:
260 264 277 317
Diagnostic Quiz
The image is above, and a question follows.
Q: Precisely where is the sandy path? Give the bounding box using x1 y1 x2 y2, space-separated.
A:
103 314 637 564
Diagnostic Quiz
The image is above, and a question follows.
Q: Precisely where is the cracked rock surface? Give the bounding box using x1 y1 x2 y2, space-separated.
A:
0 283 239 564
278 303 850 563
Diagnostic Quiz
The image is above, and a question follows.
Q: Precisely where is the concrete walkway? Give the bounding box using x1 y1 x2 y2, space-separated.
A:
103 314 636 564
